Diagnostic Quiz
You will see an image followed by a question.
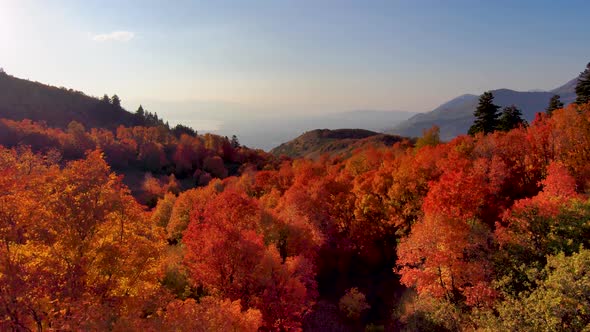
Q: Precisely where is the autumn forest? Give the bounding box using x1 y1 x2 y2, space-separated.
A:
0 59 589 332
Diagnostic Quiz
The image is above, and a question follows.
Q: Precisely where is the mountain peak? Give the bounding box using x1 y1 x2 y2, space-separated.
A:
386 75 579 140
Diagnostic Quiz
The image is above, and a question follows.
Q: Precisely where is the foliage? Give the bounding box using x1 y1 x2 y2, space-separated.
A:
498 105 527 131
3 100 590 330
546 94 564 115
495 249 590 332
339 288 371 320
576 62 590 105
468 91 501 135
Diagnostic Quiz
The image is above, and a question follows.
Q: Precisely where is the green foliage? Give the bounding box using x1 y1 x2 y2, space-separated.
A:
172 124 197 137
468 91 501 135
494 200 590 297
136 104 145 117
496 249 590 332
546 94 564 115
397 295 463 332
575 62 590 105
339 288 371 320
111 94 121 108
498 105 527 131
415 125 441 149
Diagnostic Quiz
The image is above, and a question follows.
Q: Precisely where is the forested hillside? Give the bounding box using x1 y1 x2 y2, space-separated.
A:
3 89 590 329
270 128 406 159
0 118 275 206
0 71 147 129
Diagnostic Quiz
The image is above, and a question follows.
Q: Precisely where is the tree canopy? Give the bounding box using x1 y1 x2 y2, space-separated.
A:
468 91 501 135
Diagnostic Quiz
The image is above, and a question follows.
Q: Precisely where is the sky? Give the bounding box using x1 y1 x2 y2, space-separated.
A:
1 0 590 129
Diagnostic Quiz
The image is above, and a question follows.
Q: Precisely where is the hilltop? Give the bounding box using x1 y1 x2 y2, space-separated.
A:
270 128 406 159
0 71 145 130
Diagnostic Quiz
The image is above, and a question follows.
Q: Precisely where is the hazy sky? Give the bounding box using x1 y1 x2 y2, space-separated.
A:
1 0 590 118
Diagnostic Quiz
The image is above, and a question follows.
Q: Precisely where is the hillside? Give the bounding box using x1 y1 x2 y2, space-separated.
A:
387 77 577 140
0 71 142 129
206 109 417 150
270 128 406 159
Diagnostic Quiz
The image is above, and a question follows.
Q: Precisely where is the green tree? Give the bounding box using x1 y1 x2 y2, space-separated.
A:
230 135 240 148
111 94 121 108
415 125 441 149
497 249 590 332
468 91 500 135
498 105 526 131
546 94 564 115
575 62 590 105
101 94 110 104
136 104 145 118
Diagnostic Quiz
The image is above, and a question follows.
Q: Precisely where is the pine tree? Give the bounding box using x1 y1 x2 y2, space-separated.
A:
230 135 240 148
575 62 590 105
546 95 564 115
111 94 121 108
136 105 145 118
101 94 110 104
468 91 501 135
498 105 526 131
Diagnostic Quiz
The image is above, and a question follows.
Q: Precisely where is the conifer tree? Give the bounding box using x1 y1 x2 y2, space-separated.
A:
231 135 240 148
546 95 564 115
575 62 590 105
468 91 500 135
111 94 121 108
101 94 110 104
498 105 526 131
136 105 145 118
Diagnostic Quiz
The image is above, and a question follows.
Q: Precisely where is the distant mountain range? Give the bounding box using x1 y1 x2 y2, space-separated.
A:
270 128 405 159
386 77 578 140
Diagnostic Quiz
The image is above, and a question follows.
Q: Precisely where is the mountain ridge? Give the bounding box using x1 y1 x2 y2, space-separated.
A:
0 72 148 130
386 76 578 140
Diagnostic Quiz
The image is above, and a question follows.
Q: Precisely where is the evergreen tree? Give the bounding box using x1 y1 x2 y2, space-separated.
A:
230 135 240 148
546 95 564 115
111 94 121 108
136 105 145 118
468 91 501 135
576 62 590 105
101 94 110 104
498 105 526 131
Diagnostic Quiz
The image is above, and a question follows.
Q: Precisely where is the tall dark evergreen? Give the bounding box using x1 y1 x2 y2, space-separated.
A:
111 94 121 108
546 95 564 115
136 105 145 117
498 105 526 131
101 94 110 104
231 135 240 148
575 62 590 105
468 91 501 135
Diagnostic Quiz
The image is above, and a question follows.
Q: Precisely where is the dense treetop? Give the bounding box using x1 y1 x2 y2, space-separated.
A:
2 100 590 330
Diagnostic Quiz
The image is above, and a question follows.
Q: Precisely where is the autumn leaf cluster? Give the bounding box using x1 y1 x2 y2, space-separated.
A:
2 102 590 330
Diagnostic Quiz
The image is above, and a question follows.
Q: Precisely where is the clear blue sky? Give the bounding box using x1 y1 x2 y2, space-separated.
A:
1 0 589 118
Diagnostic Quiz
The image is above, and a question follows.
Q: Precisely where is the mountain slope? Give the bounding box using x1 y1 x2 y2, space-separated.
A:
0 72 141 129
388 77 578 140
270 128 406 159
